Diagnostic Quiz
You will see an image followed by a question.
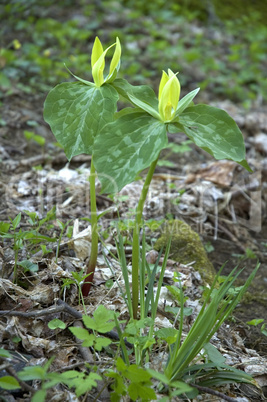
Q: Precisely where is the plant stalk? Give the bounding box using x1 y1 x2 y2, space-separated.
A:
132 156 159 319
82 157 98 296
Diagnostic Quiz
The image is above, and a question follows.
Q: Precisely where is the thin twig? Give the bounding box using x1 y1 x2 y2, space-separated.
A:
0 357 35 394
190 382 237 402
0 298 133 348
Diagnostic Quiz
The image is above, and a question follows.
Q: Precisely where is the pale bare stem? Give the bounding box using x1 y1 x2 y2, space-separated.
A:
82 158 98 296
131 156 159 319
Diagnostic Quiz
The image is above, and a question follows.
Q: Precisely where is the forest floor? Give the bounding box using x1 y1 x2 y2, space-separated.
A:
0 84 267 401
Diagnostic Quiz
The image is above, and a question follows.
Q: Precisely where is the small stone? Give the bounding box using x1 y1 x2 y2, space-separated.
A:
254 133 267 154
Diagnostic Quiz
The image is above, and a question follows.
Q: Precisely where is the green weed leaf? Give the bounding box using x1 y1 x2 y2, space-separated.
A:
83 305 116 333
0 376 20 390
12 213 21 229
17 366 45 381
247 318 264 326
128 382 156 401
94 337 111 351
31 390 47 402
94 112 168 193
0 348 12 358
178 105 251 171
75 372 102 397
18 260 39 273
156 328 178 345
43 82 118 159
0 222 10 235
48 318 66 330
68 327 95 347
204 342 226 366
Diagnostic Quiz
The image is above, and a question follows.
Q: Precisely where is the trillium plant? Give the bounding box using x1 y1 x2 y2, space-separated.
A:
44 36 251 319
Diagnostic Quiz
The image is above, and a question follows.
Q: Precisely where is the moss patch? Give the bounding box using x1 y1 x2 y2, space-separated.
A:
154 220 216 284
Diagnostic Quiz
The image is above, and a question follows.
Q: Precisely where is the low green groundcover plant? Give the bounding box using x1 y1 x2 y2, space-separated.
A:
0 264 260 400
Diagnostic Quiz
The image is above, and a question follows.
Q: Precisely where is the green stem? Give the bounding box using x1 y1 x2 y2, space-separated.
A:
132 156 159 319
82 157 98 296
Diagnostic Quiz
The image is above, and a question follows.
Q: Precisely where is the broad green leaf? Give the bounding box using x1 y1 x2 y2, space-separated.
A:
74 372 102 397
125 365 152 382
32 390 47 402
0 222 10 235
0 376 20 390
94 337 111 351
48 318 66 330
12 213 21 229
247 318 264 326
43 82 118 159
116 356 127 372
128 382 156 401
69 327 94 347
127 94 160 120
156 328 178 344
17 366 45 381
261 324 267 337
179 105 252 171
31 390 47 402
204 342 226 366
0 348 12 358
83 305 115 333
94 112 168 194
111 78 158 110
174 87 200 117
18 260 39 273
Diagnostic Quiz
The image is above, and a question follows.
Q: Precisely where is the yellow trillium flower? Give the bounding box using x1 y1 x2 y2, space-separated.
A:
91 37 121 87
158 69 180 122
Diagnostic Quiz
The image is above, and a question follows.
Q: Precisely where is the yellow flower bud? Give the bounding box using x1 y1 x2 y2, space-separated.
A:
91 37 121 87
158 69 180 122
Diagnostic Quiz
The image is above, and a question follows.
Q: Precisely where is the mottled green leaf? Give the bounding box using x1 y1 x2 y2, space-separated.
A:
179 105 252 171
94 112 168 193
112 78 158 109
43 82 118 159
127 93 160 120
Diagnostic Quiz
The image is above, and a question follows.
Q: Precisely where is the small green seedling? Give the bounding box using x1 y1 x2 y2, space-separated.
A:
48 319 66 330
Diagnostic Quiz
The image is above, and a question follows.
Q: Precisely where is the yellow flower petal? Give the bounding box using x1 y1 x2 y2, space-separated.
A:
109 37 121 76
158 69 180 121
158 70 169 100
91 37 104 68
